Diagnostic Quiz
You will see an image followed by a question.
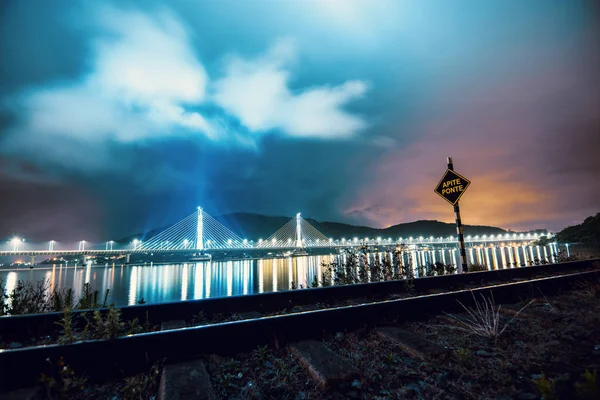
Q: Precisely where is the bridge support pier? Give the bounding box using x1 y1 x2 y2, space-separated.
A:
126 254 131 264
30 255 35 267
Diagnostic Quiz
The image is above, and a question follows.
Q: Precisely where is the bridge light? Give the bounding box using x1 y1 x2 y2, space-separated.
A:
429 236 433 241
409 237 413 241
419 236 423 241
365 237 369 242
287 238 292 242
243 239 247 243
183 239 189 248
353 237 358 242
329 238 333 242
377 237 381 242
259 239 263 243
272 238 276 243
228 239 233 245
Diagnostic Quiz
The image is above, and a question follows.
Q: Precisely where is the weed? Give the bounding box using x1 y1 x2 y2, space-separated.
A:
104 305 126 339
39 357 87 400
456 347 471 364
575 369 599 400
120 362 162 400
467 262 488 272
445 291 533 344
252 345 270 363
55 308 75 344
51 288 74 312
127 318 143 335
192 310 206 325
383 351 397 365
0 278 110 316
533 372 557 400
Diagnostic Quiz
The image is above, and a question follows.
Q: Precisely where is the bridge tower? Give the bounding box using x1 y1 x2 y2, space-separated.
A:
197 207 204 250
296 212 303 248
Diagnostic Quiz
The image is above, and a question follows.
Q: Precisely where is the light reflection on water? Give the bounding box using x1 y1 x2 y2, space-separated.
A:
0 244 569 307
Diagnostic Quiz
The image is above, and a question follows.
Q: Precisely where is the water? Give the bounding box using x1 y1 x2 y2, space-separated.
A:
0 244 568 307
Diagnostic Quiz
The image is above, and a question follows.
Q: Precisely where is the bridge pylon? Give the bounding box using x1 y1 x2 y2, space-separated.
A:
140 208 251 250
197 207 204 250
296 213 303 248
257 213 329 248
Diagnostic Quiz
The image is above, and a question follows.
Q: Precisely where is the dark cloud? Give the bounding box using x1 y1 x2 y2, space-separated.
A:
0 0 598 241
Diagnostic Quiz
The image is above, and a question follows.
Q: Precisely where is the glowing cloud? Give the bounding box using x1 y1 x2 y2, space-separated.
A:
6 6 214 145
213 39 368 138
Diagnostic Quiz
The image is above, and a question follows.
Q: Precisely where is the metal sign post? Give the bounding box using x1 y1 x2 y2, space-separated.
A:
434 157 471 273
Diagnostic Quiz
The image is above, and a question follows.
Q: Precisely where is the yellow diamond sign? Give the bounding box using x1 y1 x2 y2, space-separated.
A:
434 169 471 206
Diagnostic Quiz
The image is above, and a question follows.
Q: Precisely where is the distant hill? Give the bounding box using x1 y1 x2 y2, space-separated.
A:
555 213 600 244
214 213 509 241
119 212 548 243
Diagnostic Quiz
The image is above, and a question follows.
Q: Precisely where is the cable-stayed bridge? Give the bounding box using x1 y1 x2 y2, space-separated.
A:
0 208 553 261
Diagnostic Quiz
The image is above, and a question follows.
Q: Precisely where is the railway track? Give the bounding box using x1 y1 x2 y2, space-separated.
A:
0 259 599 395
1 259 597 344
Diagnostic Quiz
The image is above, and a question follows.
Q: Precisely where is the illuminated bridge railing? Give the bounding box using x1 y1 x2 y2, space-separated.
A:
0 232 553 256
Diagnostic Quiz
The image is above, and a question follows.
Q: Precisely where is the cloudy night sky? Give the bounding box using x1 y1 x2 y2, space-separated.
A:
0 0 599 242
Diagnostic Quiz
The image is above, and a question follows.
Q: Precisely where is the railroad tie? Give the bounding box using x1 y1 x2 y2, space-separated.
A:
158 360 217 400
157 319 217 400
295 304 321 312
238 311 262 320
499 305 563 323
376 327 448 360
289 340 359 389
160 320 187 331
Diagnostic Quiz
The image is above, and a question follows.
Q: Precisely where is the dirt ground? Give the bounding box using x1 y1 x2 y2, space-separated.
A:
207 285 600 399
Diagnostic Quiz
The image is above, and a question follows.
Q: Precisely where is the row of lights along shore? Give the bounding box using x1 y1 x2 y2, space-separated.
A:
5 231 554 252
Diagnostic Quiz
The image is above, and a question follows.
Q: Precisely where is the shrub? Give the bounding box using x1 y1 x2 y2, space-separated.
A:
467 262 488 272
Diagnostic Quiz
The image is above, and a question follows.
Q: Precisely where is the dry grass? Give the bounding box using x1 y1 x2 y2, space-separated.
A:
445 291 534 343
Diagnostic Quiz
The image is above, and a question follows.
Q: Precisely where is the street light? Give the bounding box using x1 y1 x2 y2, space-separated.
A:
132 239 139 249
